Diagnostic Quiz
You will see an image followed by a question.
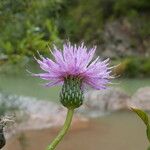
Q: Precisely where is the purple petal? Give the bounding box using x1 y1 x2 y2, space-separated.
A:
44 80 63 87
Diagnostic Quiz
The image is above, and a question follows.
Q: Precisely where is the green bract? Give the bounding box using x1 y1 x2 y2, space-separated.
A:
60 76 83 109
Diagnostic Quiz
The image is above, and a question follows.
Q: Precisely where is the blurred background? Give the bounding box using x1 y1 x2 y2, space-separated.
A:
0 0 150 150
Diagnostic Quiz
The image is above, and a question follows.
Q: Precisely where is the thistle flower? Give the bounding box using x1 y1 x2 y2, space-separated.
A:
32 42 111 109
31 42 112 150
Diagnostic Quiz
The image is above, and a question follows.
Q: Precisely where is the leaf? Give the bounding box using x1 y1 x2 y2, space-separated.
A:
131 107 149 126
131 107 150 143
147 146 150 150
147 125 150 142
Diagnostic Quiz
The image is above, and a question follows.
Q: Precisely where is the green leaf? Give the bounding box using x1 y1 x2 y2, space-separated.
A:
131 108 149 126
132 107 150 143
147 125 150 142
147 146 150 150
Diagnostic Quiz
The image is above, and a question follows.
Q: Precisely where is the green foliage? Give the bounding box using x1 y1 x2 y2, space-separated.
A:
141 59 150 76
123 58 141 78
114 0 150 16
0 0 149 66
127 11 150 39
114 57 150 78
132 108 150 143
66 0 150 43
0 0 64 63
66 0 114 43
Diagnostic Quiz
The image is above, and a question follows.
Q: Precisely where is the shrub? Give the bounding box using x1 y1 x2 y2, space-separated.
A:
114 57 150 78
65 0 150 44
141 58 150 77
123 58 141 78
0 0 64 62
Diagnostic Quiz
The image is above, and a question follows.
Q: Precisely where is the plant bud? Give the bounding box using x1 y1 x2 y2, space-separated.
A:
60 76 84 109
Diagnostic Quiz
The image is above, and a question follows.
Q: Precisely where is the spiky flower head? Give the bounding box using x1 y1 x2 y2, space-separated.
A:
32 42 112 109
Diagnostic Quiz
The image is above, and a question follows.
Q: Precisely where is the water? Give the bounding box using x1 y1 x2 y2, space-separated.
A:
5 111 148 150
0 65 150 150
0 65 61 102
116 78 150 95
0 64 150 101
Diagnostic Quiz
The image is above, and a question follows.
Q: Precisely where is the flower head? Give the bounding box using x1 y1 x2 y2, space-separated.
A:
31 42 112 108
33 42 111 90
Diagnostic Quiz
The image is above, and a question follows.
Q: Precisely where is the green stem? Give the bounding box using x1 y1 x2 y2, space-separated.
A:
47 108 74 150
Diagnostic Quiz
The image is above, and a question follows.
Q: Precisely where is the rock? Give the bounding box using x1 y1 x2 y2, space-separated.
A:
100 20 136 58
97 19 150 59
0 93 89 139
79 87 130 116
13 96 89 130
128 87 150 110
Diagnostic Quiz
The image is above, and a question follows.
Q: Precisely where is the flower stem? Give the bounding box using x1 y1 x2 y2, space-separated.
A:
47 108 74 150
